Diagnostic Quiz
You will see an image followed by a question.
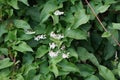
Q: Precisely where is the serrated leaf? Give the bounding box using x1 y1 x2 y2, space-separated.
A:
0 58 13 70
102 32 111 38
13 41 33 53
35 45 48 58
99 65 116 80
65 29 87 40
14 20 31 30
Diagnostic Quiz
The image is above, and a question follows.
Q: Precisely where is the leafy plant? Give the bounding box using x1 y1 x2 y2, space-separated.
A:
0 0 120 80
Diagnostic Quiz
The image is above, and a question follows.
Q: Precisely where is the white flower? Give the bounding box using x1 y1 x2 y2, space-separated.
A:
62 52 70 58
34 34 46 41
54 10 64 16
61 45 65 50
48 51 58 58
57 34 64 39
50 31 56 38
25 30 35 34
49 43 56 49
50 32 64 40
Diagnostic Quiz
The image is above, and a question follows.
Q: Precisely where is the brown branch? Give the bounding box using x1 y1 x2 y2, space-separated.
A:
84 0 120 47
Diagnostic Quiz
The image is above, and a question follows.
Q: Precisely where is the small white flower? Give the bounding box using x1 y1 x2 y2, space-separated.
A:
57 34 64 39
34 34 46 41
61 45 65 50
48 51 58 58
115 51 118 61
25 30 35 34
50 32 64 40
54 10 64 16
49 43 56 49
62 52 70 59
50 32 56 38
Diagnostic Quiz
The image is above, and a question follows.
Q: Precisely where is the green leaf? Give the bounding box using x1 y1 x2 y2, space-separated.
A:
102 32 111 38
35 45 48 58
104 42 116 60
98 65 116 80
85 75 99 80
13 41 33 53
108 30 119 46
77 47 99 66
68 48 78 59
5 30 17 42
97 5 110 13
14 20 31 30
112 23 120 30
19 0 29 6
72 9 90 29
51 15 59 25
0 58 13 70
78 64 96 77
40 0 61 23
49 64 59 77
0 69 11 79
58 60 80 73
0 48 8 55
65 29 87 40
0 24 7 38
16 74 24 80
70 0 77 5
8 0 19 9
22 64 38 75
118 63 120 77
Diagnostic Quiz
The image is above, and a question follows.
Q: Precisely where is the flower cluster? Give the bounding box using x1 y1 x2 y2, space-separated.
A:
50 32 64 40
54 10 64 16
34 34 46 41
48 42 69 58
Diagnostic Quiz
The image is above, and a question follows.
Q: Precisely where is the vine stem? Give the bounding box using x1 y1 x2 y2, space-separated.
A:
84 0 120 47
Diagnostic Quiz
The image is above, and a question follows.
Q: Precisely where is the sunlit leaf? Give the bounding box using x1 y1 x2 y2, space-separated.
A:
0 58 13 70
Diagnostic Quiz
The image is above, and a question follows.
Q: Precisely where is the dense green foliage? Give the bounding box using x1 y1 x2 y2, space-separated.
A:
0 0 120 80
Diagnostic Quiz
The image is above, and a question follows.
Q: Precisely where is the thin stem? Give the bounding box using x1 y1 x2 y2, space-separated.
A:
85 0 120 47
